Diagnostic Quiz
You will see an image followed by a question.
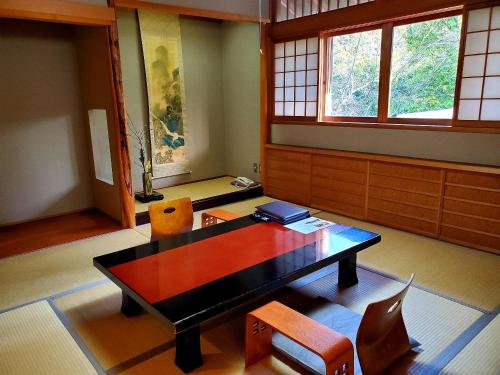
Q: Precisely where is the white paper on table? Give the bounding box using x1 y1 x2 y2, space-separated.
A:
284 217 335 234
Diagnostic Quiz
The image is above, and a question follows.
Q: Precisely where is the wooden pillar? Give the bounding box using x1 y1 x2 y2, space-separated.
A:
107 0 135 228
260 22 271 191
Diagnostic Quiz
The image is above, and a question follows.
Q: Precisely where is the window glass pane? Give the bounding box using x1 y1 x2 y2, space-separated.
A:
462 55 486 77
296 86 306 100
325 28 381 117
275 73 284 87
296 55 306 70
458 99 480 120
389 16 462 119
296 71 306 86
296 39 307 54
486 53 500 75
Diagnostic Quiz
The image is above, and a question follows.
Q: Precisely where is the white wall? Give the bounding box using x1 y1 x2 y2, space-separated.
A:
272 124 500 166
117 10 227 191
222 21 261 179
0 20 93 225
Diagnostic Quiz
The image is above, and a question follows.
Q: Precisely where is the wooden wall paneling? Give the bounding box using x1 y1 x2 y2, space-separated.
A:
367 161 441 236
265 144 500 174
107 0 135 228
263 144 500 253
436 169 447 236
311 155 367 218
266 149 312 205
0 0 115 26
440 170 500 252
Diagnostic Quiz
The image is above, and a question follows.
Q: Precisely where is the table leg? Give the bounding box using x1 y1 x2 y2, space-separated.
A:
120 291 143 317
338 254 358 288
175 325 203 373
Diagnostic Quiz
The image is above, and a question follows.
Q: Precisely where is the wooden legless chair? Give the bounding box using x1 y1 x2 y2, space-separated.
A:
356 274 415 375
148 198 194 241
246 274 415 375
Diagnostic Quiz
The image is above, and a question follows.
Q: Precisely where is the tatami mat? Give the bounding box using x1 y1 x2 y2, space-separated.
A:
0 229 149 310
55 282 174 370
0 301 96 375
51 265 482 374
316 211 500 312
135 176 241 213
443 313 500 374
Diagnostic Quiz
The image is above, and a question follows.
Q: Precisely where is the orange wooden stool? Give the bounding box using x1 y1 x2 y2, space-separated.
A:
245 301 354 375
201 208 240 227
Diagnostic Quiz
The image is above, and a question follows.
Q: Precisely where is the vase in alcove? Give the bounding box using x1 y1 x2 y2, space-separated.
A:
143 171 153 197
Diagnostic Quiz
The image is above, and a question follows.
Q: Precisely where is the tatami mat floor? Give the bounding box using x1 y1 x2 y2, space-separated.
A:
0 188 499 374
135 176 241 213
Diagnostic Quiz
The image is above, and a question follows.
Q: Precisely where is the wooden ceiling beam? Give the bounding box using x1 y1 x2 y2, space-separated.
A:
270 0 491 40
0 0 115 26
115 0 270 23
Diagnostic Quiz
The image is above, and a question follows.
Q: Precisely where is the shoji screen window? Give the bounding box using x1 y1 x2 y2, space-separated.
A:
274 0 375 22
458 6 500 121
274 37 319 118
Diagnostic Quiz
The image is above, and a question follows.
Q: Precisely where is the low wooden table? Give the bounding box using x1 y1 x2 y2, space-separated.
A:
94 216 380 373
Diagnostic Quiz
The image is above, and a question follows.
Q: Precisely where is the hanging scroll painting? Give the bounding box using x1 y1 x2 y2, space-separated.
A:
138 10 190 178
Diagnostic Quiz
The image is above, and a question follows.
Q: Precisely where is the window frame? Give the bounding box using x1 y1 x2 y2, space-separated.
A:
320 9 464 126
271 33 320 122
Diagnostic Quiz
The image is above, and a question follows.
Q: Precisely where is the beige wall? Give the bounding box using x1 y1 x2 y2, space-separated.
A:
222 21 261 179
272 124 500 166
140 0 269 19
0 20 93 225
117 10 227 191
75 26 122 222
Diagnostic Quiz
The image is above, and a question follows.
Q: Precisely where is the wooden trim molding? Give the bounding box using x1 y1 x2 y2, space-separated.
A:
0 0 115 25
270 0 490 40
115 0 270 23
264 143 500 254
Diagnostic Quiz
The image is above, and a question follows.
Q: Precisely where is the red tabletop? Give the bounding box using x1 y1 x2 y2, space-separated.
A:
109 222 322 303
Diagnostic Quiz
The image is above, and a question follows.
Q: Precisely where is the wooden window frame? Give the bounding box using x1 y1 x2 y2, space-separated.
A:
320 9 464 126
271 33 320 122
271 0 500 132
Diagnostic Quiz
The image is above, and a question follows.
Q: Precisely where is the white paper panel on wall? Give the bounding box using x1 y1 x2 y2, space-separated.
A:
274 37 319 117
275 0 374 22
458 6 500 121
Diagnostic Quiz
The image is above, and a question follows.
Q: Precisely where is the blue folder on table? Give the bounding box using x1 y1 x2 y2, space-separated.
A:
256 201 310 225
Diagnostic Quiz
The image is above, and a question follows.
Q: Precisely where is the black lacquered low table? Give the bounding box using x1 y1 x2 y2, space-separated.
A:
94 216 380 373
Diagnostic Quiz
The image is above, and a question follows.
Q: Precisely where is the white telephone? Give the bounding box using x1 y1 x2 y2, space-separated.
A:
234 176 255 188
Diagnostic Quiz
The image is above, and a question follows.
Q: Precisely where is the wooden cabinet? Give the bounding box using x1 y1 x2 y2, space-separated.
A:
264 144 500 254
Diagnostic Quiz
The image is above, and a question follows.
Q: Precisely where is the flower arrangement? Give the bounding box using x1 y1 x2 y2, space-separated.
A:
127 113 153 196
